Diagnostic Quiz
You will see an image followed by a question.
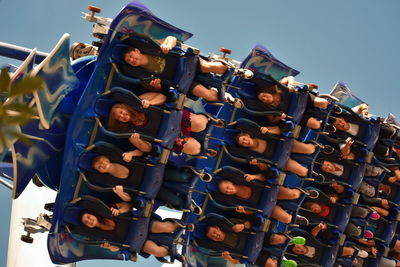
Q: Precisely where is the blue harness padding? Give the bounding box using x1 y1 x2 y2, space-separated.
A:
299 187 352 233
78 142 165 199
205 166 278 218
189 213 265 264
285 228 339 267
111 32 198 95
62 195 150 253
93 87 182 149
223 118 293 170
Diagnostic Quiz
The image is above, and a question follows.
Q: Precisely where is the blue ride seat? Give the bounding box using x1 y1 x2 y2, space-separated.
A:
327 104 381 151
284 228 340 267
188 213 265 264
203 165 279 218
93 87 182 150
222 118 294 170
234 72 310 125
299 187 352 232
78 142 164 200
62 195 182 263
111 32 198 96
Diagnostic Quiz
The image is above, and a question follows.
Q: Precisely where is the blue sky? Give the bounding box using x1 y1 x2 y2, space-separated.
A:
1 0 400 266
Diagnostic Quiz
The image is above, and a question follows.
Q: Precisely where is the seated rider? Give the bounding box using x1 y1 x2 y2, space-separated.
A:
120 35 250 103
108 102 223 156
235 129 319 177
245 75 331 130
80 208 185 259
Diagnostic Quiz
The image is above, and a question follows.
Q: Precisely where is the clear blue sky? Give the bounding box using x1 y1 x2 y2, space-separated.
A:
1 0 399 266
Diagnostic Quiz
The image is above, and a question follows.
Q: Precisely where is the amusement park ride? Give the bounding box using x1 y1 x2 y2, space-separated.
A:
1 2 400 267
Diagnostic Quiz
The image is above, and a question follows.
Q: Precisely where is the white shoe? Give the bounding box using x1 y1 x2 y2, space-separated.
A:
357 250 368 258
233 68 253 79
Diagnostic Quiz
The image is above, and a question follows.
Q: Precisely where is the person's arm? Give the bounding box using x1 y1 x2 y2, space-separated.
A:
140 92 167 108
122 149 144 162
311 223 327 237
235 205 255 215
128 133 152 152
101 242 120 252
244 173 266 182
221 251 241 265
249 159 269 171
159 36 177 54
114 202 133 215
329 194 339 204
340 137 354 159
113 186 132 202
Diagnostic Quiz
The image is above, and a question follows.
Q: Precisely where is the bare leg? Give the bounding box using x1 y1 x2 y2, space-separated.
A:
271 205 292 224
291 140 316 154
191 84 218 101
181 137 201 155
150 220 178 233
313 97 329 109
341 247 355 257
306 117 321 130
270 233 288 245
190 113 208 133
278 187 301 200
371 206 389 217
264 258 278 267
142 240 169 257
284 158 308 177
200 60 228 74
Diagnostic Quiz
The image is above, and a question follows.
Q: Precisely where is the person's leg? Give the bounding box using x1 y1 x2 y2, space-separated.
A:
291 140 316 155
264 258 278 267
313 97 329 109
156 188 183 210
270 233 288 245
340 246 355 257
189 113 208 133
344 222 361 237
199 59 228 74
271 205 292 224
191 84 218 102
181 137 201 155
284 158 308 177
150 220 178 233
371 206 389 217
306 117 322 130
142 240 169 257
278 187 301 200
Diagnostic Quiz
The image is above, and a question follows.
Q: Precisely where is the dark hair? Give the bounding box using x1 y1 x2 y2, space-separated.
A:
303 201 320 212
234 132 250 146
123 46 138 57
80 210 105 227
91 155 109 171
257 85 281 108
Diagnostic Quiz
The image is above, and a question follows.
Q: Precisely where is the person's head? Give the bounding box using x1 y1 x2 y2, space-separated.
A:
291 244 308 255
218 180 237 195
333 117 350 131
206 225 226 242
304 201 322 214
235 133 254 147
321 160 335 173
330 181 345 193
257 85 280 105
123 47 143 67
108 103 144 132
81 211 100 228
92 155 111 173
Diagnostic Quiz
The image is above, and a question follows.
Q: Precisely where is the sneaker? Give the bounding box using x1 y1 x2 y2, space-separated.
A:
363 230 374 239
233 68 254 79
295 215 309 226
357 249 369 258
307 189 319 199
290 236 306 245
307 83 319 90
370 212 380 220
224 92 236 103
